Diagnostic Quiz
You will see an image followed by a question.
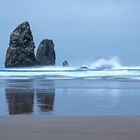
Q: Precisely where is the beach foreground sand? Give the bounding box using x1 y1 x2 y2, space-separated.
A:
0 116 140 140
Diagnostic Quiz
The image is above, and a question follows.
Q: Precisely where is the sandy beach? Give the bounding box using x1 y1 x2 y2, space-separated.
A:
0 116 140 140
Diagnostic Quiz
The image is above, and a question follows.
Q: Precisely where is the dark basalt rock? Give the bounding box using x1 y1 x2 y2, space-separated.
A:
62 60 69 67
5 21 36 67
36 39 56 66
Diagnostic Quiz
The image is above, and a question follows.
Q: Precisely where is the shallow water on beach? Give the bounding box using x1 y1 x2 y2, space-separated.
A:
0 78 140 116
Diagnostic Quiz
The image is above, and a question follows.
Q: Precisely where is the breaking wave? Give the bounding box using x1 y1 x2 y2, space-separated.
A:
1 57 140 80
89 56 121 70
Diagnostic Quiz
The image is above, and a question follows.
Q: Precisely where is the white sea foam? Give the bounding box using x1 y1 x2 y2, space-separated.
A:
89 56 121 70
0 57 140 80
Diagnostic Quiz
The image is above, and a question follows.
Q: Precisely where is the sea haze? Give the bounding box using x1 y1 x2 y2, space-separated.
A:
1 0 140 66
0 0 140 116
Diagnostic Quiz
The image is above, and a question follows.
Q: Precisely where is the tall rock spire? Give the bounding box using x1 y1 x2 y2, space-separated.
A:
5 21 36 67
36 39 56 66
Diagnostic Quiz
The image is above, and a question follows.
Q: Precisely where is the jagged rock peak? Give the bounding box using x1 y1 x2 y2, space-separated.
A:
5 21 36 67
36 39 56 66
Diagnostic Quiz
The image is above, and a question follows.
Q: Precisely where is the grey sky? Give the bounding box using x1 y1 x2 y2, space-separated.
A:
1 0 140 67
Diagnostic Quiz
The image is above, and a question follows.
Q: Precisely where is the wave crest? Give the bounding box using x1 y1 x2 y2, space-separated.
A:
89 56 121 70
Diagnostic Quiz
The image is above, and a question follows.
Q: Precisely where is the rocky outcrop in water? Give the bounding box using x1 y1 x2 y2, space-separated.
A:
36 39 56 66
5 21 36 67
62 60 69 67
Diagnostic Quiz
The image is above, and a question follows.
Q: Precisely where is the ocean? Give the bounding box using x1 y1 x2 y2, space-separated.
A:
0 63 140 116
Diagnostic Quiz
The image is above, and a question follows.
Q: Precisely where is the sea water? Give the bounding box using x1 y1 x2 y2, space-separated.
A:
1 59 140 116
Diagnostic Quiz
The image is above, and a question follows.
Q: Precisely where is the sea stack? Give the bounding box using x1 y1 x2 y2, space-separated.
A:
62 60 69 67
36 39 56 66
5 21 36 67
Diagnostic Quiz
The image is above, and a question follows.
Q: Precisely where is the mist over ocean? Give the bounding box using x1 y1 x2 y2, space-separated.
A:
1 0 140 66
0 0 140 116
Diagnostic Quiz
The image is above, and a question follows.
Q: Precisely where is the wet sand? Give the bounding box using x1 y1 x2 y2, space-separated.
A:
0 116 140 140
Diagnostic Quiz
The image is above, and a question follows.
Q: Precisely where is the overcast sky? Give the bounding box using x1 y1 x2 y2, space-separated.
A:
1 0 140 67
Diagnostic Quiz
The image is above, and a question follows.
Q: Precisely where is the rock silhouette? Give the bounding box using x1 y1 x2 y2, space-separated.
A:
5 21 36 67
62 60 69 67
36 39 56 66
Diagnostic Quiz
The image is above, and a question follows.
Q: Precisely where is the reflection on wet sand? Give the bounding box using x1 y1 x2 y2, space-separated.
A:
6 88 34 115
5 80 55 115
36 89 55 112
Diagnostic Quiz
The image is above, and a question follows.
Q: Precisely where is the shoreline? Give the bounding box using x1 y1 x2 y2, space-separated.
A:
0 115 140 140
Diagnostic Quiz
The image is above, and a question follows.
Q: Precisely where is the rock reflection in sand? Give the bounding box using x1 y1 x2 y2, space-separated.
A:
6 88 34 115
3 79 140 116
36 89 55 112
5 79 55 115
